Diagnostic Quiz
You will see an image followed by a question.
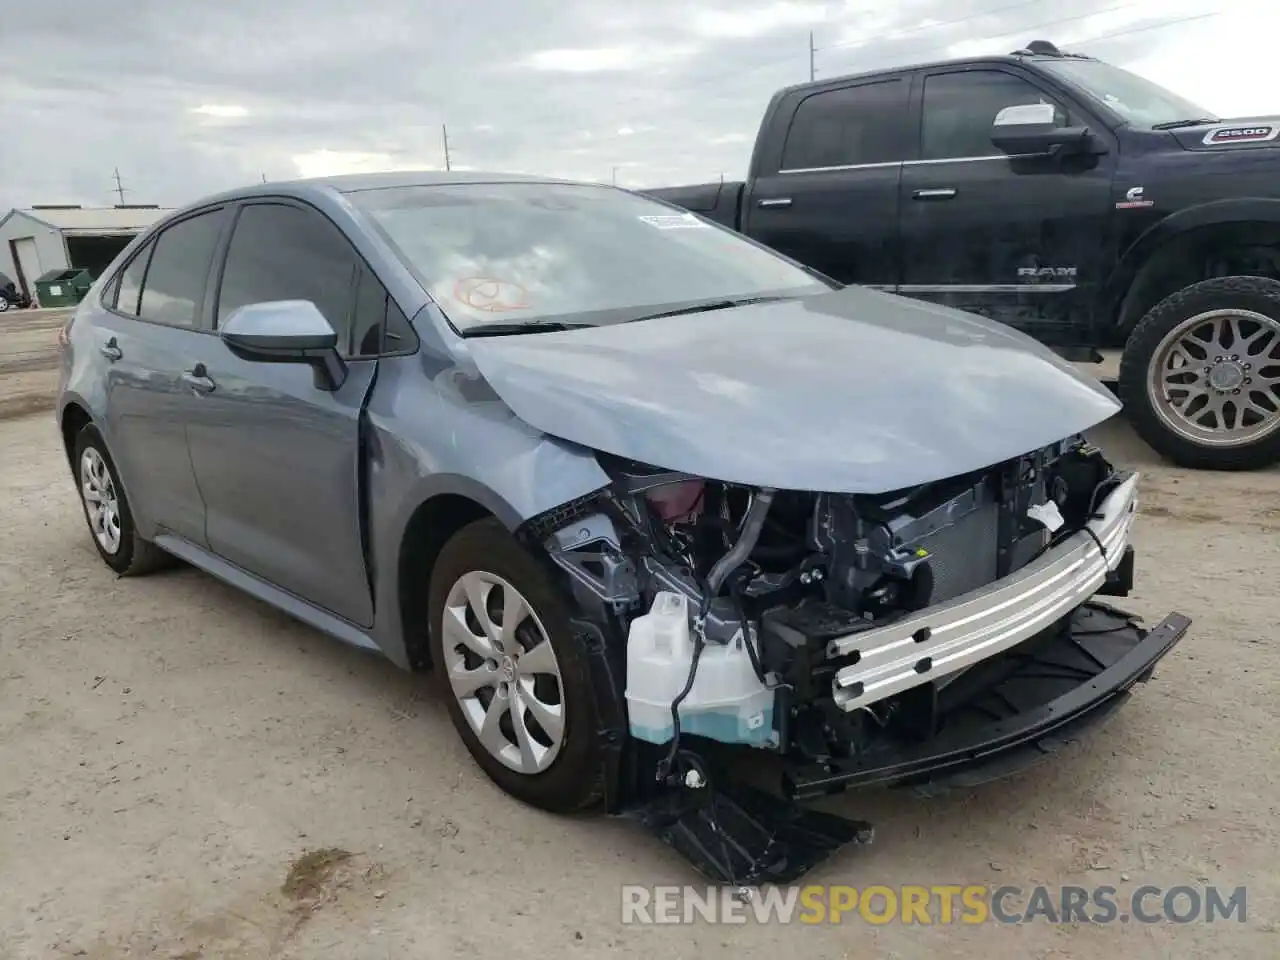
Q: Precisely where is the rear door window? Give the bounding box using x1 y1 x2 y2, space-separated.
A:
136 210 226 328
781 78 909 170
111 242 155 316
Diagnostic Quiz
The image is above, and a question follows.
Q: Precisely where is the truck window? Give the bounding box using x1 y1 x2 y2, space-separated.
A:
921 71 1074 161
780 78 906 171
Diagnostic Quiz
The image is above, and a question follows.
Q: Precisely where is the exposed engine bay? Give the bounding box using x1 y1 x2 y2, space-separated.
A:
534 434 1132 777
520 433 1187 886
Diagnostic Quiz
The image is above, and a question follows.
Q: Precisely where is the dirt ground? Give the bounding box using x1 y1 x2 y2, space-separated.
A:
1 409 1277 959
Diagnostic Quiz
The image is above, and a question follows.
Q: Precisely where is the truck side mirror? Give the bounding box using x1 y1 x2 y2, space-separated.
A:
990 103 1105 158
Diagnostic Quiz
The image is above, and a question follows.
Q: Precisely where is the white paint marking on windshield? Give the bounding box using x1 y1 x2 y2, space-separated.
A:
637 214 710 230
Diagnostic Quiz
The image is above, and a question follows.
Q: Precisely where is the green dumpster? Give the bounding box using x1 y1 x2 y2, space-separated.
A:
34 268 94 308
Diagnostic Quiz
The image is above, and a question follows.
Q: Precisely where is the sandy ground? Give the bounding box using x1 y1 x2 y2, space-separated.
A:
0 309 67 420
1 409 1277 959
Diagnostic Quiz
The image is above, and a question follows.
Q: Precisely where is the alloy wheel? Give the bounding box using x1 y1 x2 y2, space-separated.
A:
441 571 566 775
80 447 123 555
1147 307 1280 447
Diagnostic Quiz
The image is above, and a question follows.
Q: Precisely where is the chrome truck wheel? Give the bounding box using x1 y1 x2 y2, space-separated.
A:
1120 276 1280 470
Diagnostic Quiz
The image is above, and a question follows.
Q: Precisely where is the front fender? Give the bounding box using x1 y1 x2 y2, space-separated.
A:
1103 198 1280 321
363 353 612 667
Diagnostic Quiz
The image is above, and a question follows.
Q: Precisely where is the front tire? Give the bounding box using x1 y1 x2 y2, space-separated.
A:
1119 275 1280 470
427 518 605 813
72 426 171 576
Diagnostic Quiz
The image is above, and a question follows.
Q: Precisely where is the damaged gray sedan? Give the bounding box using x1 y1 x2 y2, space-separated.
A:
56 172 1190 885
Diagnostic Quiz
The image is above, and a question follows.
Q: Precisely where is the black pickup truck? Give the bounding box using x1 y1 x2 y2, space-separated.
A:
647 40 1280 470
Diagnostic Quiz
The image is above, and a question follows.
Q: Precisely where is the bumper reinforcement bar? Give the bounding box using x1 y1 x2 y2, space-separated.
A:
831 472 1139 711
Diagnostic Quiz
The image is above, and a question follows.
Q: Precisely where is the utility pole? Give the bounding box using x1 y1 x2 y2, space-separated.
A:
442 123 452 171
809 30 816 82
111 167 129 204
612 166 619 186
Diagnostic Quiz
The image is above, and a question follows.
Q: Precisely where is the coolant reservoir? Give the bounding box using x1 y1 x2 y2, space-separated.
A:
625 591 776 749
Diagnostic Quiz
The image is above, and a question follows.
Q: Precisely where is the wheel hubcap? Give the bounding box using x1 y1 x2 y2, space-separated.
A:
442 571 565 775
80 447 123 555
1147 307 1280 447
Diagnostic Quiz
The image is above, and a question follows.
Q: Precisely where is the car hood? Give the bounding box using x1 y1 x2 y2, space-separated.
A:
465 287 1120 494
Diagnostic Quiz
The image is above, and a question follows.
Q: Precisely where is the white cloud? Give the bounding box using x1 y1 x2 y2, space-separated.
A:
690 1 829 39
1122 6 1280 117
191 104 249 119
291 150 435 179
521 47 641 73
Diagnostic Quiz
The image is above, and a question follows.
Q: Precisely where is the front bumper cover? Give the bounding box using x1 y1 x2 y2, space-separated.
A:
785 601 1189 800
831 472 1139 711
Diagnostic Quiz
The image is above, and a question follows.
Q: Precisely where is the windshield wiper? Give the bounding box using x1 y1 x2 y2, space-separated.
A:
1151 117 1219 130
461 320 593 338
628 295 797 323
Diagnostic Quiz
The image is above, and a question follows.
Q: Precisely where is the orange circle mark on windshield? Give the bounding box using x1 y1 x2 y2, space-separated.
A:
453 277 532 313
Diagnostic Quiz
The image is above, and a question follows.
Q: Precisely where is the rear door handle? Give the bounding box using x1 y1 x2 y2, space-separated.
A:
912 188 958 200
758 197 793 208
100 338 122 362
181 364 216 396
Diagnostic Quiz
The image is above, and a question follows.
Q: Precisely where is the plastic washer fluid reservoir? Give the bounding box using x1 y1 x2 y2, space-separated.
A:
624 591 777 748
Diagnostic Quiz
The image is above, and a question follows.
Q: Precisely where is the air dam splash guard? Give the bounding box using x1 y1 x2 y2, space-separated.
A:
629 602 1189 887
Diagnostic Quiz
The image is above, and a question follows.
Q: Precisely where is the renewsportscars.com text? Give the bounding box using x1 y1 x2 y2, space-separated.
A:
621 884 1247 925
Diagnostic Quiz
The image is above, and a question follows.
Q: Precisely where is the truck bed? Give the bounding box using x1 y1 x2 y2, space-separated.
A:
644 181 744 230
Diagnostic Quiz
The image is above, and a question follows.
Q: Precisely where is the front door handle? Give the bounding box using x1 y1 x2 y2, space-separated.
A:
912 187 958 200
181 364 216 396
100 338 122 362
758 197 793 208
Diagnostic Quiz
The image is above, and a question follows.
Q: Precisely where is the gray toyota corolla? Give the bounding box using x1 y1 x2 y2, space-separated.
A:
56 172 1189 882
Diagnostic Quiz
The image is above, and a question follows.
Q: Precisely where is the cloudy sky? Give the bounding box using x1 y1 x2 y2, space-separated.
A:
0 0 1269 211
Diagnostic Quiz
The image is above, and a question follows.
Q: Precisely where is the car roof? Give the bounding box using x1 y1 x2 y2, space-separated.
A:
184 170 587 212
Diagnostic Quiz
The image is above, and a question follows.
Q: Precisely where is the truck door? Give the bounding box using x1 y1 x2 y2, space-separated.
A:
897 66 1116 346
742 76 910 288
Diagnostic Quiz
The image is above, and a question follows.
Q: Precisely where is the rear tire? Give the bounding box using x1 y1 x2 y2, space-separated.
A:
72 426 172 576
427 517 605 813
1119 275 1280 470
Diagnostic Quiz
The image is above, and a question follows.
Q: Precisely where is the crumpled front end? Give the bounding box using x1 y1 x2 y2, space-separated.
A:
528 432 1184 779
521 433 1188 884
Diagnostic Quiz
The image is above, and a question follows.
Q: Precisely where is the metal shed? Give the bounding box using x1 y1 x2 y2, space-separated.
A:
0 204 174 301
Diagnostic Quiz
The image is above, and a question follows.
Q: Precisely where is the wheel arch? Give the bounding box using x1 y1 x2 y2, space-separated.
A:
58 399 93 473
1105 200 1280 341
393 486 509 671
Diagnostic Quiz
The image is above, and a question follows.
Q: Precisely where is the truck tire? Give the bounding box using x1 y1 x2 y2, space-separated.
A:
1119 276 1280 470
427 517 606 813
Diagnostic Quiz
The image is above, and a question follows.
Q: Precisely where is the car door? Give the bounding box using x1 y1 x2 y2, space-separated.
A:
897 66 1116 345
742 76 911 288
96 207 229 545
181 200 382 627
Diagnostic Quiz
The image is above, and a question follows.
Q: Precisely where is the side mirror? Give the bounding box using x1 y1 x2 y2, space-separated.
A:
220 300 347 390
990 103 1104 157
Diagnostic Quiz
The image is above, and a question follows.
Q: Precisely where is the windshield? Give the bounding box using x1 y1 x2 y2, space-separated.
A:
349 182 832 333
1038 58 1214 128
